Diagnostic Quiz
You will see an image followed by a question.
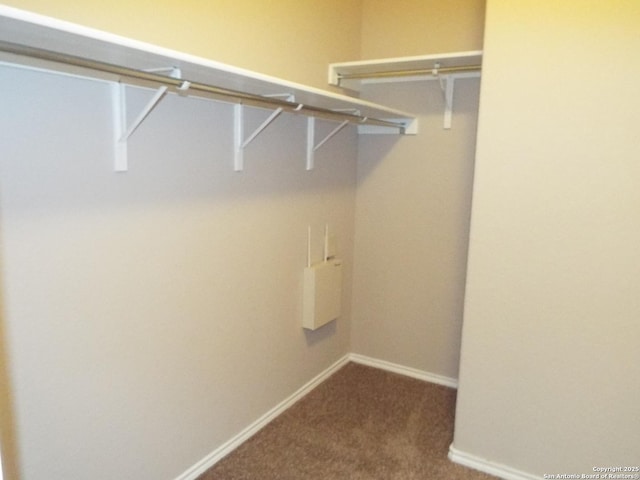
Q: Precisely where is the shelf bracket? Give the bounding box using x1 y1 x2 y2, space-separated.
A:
120 86 168 143
434 65 455 130
233 104 244 171
112 83 169 172
441 75 455 129
112 83 127 172
144 66 182 79
233 98 293 172
234 105 284 171
233 94 294 171
306 117 350 171
110 66 181 171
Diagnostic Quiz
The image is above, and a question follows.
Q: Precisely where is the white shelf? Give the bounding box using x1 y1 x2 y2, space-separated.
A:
329 51 482 91
0 5 416 130
328 51 482 130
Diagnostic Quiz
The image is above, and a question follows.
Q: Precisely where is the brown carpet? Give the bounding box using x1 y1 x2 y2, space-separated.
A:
197 362 497 479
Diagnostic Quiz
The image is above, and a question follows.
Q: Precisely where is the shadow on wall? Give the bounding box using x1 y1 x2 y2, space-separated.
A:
304 320 337 347
355 77 481 183
0 241 21 480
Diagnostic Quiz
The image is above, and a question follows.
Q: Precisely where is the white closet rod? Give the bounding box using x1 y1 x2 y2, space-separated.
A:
0 39 406 132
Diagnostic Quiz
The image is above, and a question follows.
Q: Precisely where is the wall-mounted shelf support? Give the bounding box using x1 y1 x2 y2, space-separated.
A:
112 84 168 172
233 94 296 171
143 66 182 79
0 6 417 174
438 73 455 130
112 66 186 171
112 83 127 172
233 106 281 171
358 117 418 135
306 117 350 171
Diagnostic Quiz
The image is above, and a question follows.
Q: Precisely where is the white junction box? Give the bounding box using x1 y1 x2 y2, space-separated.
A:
302 259 343 331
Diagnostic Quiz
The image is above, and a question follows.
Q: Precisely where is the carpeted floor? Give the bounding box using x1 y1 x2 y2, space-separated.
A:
197 362 497 479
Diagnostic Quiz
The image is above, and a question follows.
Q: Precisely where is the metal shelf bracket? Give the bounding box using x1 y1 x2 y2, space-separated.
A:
433 64 455 130
438 74 455 130
112 67 182 171
233 94 294 171
306 117 350 171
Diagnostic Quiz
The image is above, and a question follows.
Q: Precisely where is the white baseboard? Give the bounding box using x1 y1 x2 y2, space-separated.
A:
448 445 539 480
175 353 458 479
348 353 458 389
173 354 351 480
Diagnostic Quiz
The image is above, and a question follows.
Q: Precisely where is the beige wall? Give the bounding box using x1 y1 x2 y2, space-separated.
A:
0 67 357 480
0 280 19 480
453 0 640 476
1 0 362 90
350 1 485 378
0 2 489 478
351 79 480 379
360 0 485 58
0 4 363 478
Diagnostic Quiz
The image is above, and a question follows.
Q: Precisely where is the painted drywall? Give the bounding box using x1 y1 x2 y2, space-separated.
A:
0 283 18 480
0 0 362 90
360 0 485 59
0 66 357 479
453 0 640 476
351 79 480 379
0 2 488 478
350 0 485 379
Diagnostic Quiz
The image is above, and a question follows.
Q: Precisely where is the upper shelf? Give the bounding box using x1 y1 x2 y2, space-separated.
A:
329 51 482 91
0 5 416 133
